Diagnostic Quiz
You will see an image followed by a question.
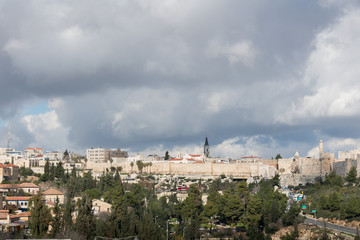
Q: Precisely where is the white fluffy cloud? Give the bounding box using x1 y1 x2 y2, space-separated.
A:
22 110 70 151
278 8 360 124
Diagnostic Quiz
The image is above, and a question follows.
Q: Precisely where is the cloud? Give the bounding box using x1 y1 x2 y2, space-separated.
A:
278 8 360 124
1 1 357 159
22 110 70 151
206 39 258 66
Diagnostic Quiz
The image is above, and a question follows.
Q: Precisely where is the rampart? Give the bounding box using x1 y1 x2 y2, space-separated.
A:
85 161 277 178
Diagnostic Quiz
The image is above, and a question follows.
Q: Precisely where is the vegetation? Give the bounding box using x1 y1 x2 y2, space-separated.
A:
300 170 360 222
22 161 301 239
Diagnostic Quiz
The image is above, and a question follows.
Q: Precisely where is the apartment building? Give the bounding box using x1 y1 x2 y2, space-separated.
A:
44 151 63 161
86 148 128 163
24 148 43 159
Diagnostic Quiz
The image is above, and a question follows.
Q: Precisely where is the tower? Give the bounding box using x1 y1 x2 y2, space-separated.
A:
204 137 210 158
319 140 324 156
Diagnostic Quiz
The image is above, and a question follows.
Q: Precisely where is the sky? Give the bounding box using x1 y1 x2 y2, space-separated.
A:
1 0 360 159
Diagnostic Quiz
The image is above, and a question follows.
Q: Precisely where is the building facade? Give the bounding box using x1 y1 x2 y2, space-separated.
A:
86 148 128 163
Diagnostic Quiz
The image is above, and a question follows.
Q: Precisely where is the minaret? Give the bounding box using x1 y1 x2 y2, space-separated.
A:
319 140 324 157
204 137 210 158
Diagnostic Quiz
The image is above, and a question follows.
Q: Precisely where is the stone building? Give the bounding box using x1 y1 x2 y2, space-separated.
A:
86 147 128 163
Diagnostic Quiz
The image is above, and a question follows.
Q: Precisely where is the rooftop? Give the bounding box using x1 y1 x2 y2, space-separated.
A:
42 188 64 195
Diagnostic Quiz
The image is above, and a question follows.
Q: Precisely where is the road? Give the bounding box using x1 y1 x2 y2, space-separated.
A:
303 215 359 236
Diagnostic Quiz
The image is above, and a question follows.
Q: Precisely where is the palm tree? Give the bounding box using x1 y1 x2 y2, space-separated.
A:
130 162 134 173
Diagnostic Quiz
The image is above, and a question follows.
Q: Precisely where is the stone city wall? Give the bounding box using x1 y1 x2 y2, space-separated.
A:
85 161 277 178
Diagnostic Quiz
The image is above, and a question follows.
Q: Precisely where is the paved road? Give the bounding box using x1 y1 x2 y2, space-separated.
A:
303 215 359 236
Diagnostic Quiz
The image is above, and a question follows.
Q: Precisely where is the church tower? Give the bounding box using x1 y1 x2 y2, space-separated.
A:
204 137 210 158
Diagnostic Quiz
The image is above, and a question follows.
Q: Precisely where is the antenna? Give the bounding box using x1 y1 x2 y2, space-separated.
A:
6 124 10 150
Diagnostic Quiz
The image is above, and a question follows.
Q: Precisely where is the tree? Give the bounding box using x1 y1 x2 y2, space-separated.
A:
64 197 74 231
114 168 120 182
55 161 64 179
165 151 170 160
51 197 63 237
19 166 33 179
325 170 343 187
49 163 55 181
41 159 50 181
130 162 134 173
76 197 95 239
63 149 70 161
275 154 282 160
346 166 358 184
84 188 102 200
136 160 144 173
29 194 53 238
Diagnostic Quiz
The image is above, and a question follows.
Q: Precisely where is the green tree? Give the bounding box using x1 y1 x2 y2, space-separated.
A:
283 203 300 226
275 154 282 159
165 151 170 160
130 162 134 173
19 166 33 178
63 149 70 161
84 188 102 200
49 163 55 181
326 192 342 211
41 159 50 181
114 168 120 182
51 197 63 237
55 161 64 178
29 194 53 238
325 170 343 187
346 166 358 184
136 160 144 173
64 197 74 231
76 197 95 239
246 196 262 228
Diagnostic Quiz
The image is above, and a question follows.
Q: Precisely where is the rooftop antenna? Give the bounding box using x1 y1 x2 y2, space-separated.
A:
6 123 10 150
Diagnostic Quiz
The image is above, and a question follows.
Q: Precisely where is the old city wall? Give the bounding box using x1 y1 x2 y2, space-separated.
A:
333 159 357 177
85 161 276 178
300 157 321 175
278 157 320 175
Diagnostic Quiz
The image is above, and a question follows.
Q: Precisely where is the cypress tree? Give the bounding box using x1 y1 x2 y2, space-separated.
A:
29 194 52 238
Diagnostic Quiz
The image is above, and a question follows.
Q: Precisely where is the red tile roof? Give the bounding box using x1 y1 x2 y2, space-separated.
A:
5 164 18 168
0 184 17 189
6 196 32 201
42 189 64 195
0 213 9 219
170 159 183 161
16 212 31 217
189 154 201 157
46 200 56 206
18 182 39 188
193 161 204 164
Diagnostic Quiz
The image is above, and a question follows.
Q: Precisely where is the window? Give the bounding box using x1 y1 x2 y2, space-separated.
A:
21 202 23 206
25 202 27 206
